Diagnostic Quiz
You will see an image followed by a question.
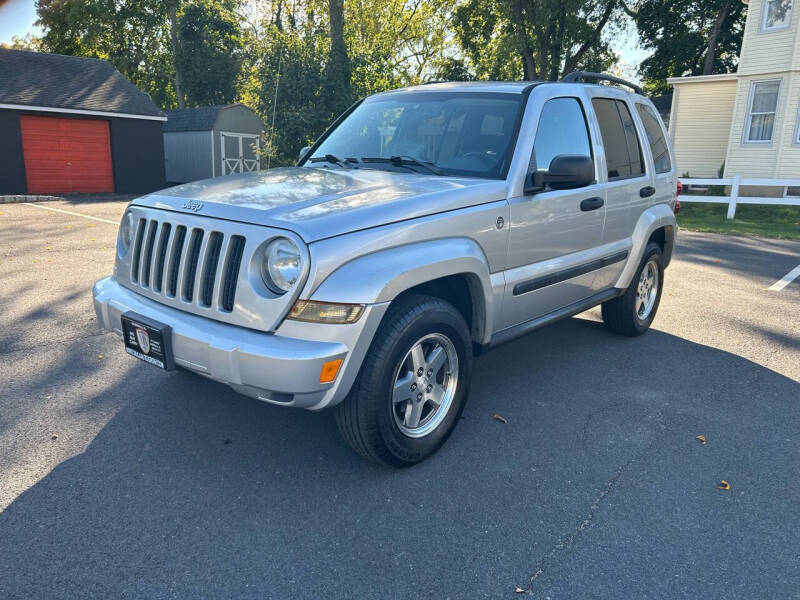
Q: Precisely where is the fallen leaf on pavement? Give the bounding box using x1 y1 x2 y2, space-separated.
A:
696 435 706 444
718 480 730 490
493 414 507 424
97 354 103 359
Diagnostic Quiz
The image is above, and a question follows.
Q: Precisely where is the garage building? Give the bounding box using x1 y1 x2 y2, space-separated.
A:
0 48 166 195
163 104 264 183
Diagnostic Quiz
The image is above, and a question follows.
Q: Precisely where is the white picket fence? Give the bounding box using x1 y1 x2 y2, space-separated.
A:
679 176 800 219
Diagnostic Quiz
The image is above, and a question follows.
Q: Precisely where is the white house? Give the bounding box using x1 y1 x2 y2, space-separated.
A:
668 0 800 195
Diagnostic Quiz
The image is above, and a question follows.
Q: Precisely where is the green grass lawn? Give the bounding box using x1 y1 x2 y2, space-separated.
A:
677 202 800 240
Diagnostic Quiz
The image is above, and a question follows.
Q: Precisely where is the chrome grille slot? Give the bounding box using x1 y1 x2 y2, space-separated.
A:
182 229 204 302
129 218 147 283
153 223 172 293
140 220 158 287
200 232 223 307
167 225 187 297
221 235 245 312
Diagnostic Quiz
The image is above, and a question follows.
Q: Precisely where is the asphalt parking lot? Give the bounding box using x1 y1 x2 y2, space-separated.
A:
1 198 799 599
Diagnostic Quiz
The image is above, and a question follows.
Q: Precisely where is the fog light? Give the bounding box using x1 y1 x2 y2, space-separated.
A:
320 359 343 383
288 300 364 324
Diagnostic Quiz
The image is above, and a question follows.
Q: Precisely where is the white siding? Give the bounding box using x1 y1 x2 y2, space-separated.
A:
669 79 738 177
738 0 799 75
723 73 800 178
776 71 800 177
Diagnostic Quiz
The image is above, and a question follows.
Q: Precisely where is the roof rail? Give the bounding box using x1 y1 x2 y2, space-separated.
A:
561 71 644 95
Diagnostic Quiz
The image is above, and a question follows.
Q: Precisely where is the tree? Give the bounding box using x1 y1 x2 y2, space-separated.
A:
323 0 352 116
35 0 246 108
176 0 244 106
1 34 43 50
631 0 746 94
452 0 622 81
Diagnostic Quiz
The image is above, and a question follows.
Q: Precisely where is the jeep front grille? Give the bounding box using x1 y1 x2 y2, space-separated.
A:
130 218 245 312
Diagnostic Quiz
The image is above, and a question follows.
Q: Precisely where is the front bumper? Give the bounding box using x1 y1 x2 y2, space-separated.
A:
93 277 386 409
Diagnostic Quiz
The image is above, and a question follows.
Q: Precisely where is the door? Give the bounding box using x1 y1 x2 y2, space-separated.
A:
220 132 260 175
587 95 652 289
501 96 606 330
20 115 114 194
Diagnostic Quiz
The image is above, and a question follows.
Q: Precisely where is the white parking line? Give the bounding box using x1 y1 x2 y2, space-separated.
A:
768 264 800 291
22 202 118 225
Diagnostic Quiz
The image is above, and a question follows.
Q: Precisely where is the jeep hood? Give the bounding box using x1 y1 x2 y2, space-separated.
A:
133 167 508 242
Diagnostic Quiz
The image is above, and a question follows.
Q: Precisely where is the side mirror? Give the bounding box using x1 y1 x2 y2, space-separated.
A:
524 154 595 194
298 145 311 162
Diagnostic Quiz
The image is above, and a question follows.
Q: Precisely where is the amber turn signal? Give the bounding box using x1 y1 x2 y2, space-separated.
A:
319 358 343 384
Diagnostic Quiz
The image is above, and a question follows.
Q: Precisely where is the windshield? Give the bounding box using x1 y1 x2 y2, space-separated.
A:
306 92 525 179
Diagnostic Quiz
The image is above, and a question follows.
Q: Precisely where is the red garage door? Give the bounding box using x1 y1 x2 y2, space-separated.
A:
20 115 114 194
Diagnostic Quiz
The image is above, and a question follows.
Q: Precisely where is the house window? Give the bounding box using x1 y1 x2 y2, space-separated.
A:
762 0 793 30
795 103 800 145
745 80 781 143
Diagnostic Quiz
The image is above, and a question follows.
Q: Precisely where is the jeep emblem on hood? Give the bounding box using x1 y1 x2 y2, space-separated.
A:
182 200 204 213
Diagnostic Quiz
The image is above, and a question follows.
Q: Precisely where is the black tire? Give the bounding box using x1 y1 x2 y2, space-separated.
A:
335 294 473 467
602 241 664 336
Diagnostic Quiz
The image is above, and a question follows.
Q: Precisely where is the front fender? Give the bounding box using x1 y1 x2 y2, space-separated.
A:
310 238 495 344
615 203 677 289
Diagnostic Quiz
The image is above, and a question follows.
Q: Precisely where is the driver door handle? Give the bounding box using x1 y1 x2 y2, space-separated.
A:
580 197 604 212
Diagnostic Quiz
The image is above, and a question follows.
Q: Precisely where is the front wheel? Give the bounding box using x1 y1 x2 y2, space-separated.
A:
602 241 664 336
335 294 473 467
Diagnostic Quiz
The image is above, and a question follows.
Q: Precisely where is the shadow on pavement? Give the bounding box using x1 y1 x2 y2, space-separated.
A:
1 317 798 599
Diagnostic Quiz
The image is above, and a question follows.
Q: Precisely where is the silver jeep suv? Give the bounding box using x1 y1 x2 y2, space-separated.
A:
93 72 677 466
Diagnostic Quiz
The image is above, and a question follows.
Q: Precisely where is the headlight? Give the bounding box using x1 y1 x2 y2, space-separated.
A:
261 237 303 293
118 211 135 255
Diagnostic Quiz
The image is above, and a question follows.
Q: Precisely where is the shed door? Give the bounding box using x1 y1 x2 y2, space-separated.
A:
220 132 260 175
20 115 114 194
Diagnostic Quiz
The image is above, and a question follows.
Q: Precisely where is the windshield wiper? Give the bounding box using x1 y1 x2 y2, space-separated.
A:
360 155 442 175
308 154 359 169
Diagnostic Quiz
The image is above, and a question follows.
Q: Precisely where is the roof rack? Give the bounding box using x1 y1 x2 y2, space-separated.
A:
561 71 643 95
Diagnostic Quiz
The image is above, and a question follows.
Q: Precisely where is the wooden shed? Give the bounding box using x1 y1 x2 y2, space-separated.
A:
163 104 264 183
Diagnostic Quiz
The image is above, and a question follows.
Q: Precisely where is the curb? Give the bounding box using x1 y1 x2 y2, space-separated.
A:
0 195 66 204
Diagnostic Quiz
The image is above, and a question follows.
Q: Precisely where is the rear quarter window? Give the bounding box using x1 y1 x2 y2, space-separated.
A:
636 103 672 174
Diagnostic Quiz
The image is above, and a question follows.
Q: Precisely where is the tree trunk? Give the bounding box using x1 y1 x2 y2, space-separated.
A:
326 0 351 114
168 4 185 109
511 0 537 79
703 0 731 75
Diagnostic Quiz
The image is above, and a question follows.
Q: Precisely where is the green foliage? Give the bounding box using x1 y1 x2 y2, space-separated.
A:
176 0 244 106
451 0 621 81
1 34 43 50
633 0 746 95
678 203 800 240
32 0 638 170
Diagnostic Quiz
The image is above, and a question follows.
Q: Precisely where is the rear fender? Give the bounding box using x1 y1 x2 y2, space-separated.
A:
615 203 677 289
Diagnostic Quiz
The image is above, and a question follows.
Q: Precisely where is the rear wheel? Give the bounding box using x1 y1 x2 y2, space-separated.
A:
335 294 473 467
602 241 664 336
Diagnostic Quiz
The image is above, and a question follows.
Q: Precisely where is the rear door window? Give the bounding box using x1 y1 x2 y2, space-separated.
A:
591 98 646 180
636 103 672 174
